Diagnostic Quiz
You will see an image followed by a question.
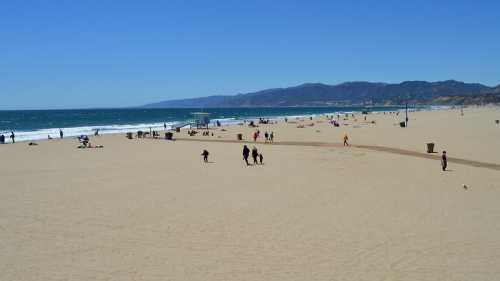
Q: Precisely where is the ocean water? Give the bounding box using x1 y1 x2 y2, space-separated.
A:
0 107 405 142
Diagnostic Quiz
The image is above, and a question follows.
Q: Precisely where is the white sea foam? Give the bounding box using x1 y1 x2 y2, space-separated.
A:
1 122 175 143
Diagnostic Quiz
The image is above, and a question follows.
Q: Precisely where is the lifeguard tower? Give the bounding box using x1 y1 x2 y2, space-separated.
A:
192 112 211 129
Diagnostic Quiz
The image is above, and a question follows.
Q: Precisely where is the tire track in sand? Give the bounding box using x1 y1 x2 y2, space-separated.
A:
173 137 500 171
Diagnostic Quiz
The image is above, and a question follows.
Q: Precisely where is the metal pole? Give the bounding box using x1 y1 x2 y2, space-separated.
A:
405 102 408 127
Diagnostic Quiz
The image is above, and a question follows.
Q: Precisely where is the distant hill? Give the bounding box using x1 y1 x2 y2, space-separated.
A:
143 80 499 108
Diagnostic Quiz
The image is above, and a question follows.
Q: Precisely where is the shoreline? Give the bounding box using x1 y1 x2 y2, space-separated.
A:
1 105 443 143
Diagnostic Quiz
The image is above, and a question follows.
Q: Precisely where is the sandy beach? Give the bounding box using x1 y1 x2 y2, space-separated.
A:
1 106 500 281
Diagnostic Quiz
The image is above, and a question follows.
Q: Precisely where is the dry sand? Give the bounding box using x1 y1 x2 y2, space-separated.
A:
1 107 500 280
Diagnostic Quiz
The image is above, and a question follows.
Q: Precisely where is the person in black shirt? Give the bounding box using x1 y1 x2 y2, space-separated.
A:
201 150 209 162
251 147 259 165
441 151 447 171
242 145 250 165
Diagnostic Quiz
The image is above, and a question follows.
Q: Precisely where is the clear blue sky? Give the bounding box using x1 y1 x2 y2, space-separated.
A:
1 0 499 109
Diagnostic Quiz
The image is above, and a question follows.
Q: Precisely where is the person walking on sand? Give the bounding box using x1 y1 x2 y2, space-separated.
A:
259 153 264 164
264 131 269 143
270 131 274 143
201 149 209 162
10 131 15 143
59 129 64 139
253 131 258 142
441 151 448 171
252 147 259 165
343 133 349 146
243 145 250 165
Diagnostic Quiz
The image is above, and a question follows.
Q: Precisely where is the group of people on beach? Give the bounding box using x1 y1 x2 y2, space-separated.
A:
252 130 274 143
242 145 264 165
201 145 264 166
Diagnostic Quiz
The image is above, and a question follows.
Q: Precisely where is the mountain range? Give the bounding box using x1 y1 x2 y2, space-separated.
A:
143 80 500 108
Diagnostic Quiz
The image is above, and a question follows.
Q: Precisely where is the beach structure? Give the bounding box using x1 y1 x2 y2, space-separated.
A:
361 107 371 115
171 122 190 132
192 112 211 129
168 112 211 132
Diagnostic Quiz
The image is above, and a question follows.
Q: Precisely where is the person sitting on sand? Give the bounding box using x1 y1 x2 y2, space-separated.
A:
77 140 104 149
78 135 89 143
0 134 5 144
77 135 90 147
201 149 209 162
252 147 259 164
259 153 264 164
242 145 250 165
48 135 53 140
343 133 349 146
441 151 447 171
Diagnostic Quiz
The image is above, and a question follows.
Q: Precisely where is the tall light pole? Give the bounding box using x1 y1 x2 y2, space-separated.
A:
405 102 408 127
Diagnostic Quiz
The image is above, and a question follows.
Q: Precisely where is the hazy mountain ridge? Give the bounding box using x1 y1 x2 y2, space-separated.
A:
143 80 499 108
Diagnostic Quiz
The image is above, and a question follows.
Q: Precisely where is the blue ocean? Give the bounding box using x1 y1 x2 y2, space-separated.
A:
0 107 405 142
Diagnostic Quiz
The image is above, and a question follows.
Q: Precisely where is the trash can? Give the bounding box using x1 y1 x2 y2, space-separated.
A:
165 132 173 140
237 133 243 141
399 121 406 128
426 143 435 153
